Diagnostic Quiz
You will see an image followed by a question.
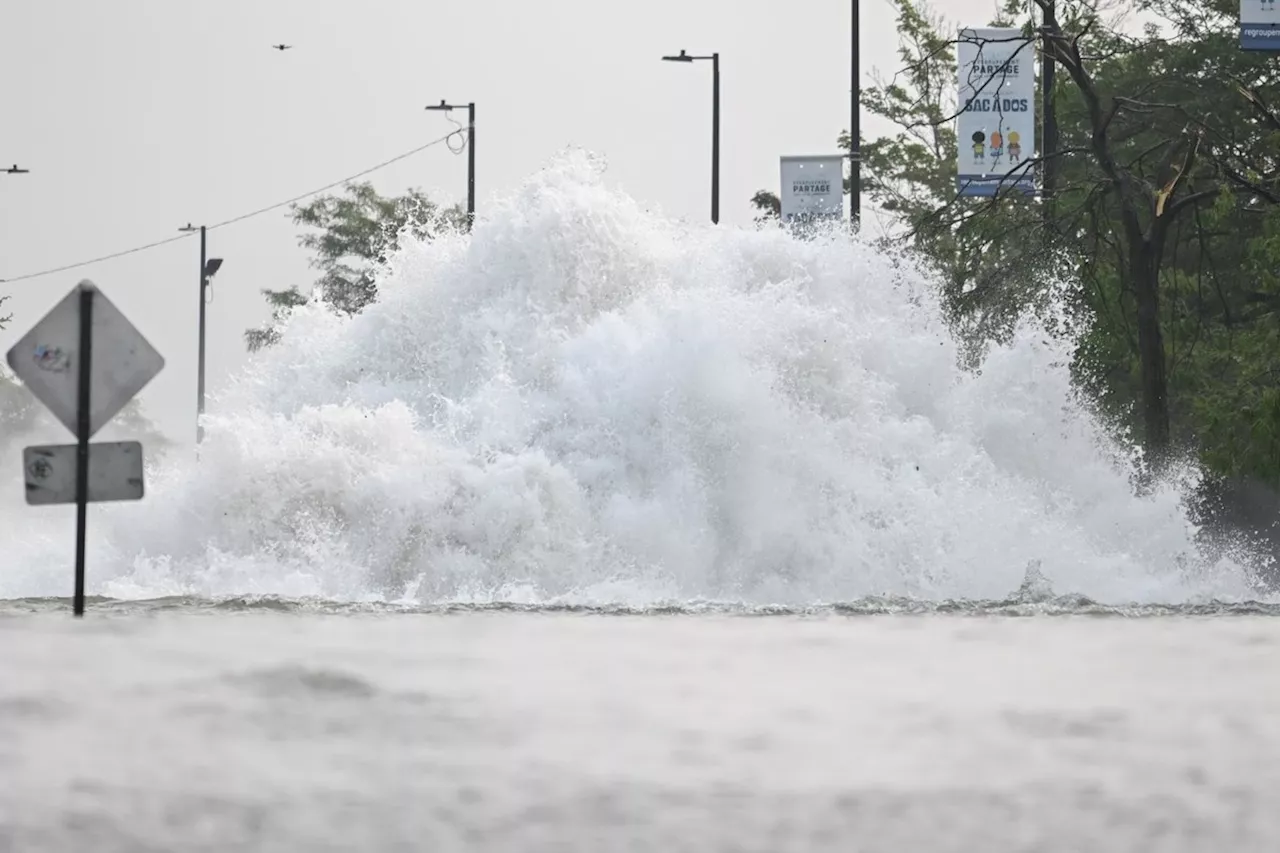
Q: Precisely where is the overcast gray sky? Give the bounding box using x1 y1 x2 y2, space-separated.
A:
1 0 1003 445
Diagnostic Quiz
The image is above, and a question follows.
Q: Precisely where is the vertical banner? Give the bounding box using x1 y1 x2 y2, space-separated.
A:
1241 0 1280 50
779 155 846 223
956 27 1037 197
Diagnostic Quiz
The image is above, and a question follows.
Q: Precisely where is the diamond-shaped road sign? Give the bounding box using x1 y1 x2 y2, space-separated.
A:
4 280 164 617
5 281 164 438
23 441 145 505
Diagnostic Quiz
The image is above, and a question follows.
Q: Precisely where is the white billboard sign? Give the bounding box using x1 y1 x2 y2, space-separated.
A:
779 155 845 223
956 27 1036 197
1241 0 1280 50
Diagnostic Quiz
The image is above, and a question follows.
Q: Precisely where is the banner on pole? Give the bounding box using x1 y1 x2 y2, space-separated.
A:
779 155 845 223
956 26 1036 198
1241 0 1280 50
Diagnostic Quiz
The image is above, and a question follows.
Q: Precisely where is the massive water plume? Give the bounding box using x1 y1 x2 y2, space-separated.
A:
0 153 1270 606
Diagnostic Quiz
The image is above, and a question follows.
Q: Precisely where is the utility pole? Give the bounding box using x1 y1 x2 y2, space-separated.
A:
851 0 861 230
662 50 721 224
712 52 720 225
1040 0 1058 226
178 224 224 445
467 102 475 229
426 100 476 230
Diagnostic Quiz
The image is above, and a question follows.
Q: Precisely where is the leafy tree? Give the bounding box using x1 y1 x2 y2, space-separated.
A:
245 182 465 351
752 0 1280 487
1030 0 1280 474
848 0 1053 352
243 286 309 354
750 190 781 224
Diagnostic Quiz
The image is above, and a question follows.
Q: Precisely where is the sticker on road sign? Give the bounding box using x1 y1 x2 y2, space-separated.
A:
23 441 145 505
5 281 164 439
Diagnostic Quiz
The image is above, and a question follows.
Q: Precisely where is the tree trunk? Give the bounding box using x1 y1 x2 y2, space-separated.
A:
1129 241 1171 464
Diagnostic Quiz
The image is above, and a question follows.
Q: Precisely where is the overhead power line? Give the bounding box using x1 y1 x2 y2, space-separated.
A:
0 129 467 285
0 233 194 283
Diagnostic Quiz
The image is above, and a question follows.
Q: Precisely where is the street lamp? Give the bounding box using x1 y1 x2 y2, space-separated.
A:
662 49 720 224
178 223 224 445
1040 0 1058 225
425 99 476 231
3 164 29 174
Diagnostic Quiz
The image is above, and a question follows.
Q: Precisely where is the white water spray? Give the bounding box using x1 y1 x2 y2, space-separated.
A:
0 152 1267 604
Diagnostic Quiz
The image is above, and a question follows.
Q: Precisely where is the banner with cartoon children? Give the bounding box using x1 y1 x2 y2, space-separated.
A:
956 26 1037 198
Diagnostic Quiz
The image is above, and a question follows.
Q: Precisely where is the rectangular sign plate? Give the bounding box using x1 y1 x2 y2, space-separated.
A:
23 441 145 505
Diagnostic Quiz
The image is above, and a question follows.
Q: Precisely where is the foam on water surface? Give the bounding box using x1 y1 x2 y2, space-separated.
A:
0 152 1269 605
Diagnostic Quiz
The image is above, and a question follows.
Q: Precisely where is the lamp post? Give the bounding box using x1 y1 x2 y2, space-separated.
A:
425 100 476 230
1040 0 1058 226
178 223 224 445
851 0 861 230
662 49 720 224
3 164 29 174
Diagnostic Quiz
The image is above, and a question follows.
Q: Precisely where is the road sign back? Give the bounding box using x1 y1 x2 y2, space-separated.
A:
23 441 145 505
5 281 164 438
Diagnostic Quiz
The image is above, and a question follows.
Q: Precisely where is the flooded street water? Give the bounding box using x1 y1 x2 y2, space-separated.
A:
3 608 1279 851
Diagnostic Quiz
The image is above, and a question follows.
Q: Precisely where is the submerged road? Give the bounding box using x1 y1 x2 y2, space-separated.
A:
2 611 1278 851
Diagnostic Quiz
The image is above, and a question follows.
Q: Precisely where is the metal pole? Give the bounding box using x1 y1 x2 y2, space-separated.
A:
851 0 861 230
711 54 720 225
74 284 94 617
1041 0 1057 225
467 103 476 231
197 225 207 444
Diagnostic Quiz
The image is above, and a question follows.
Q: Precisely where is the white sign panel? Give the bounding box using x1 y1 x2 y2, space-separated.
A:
1241 0 1280 50
5 281 164 438
956 27 1036 197
780 155 845 222
23 441 145 505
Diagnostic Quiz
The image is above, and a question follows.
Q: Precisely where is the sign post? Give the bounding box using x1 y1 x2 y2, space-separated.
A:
73 286 94 613
5 280 164 616
956 26 1037 198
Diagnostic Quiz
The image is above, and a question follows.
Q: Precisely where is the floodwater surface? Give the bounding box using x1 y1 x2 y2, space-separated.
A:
2 608 1278 851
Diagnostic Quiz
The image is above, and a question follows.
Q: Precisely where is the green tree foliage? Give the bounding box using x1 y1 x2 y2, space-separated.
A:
243 286 310 354
750 189 781 224
752 0 1280 486
851 0 1048 351
245 182 465 352
1032 0 1280 476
